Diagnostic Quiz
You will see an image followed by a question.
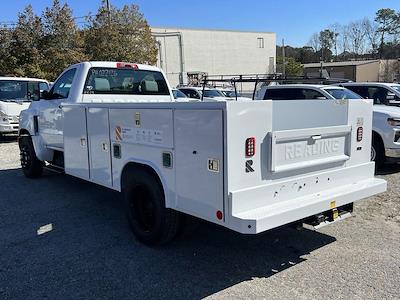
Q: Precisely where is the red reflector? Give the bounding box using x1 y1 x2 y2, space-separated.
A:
245 137 256 157
216 210 223 220
116 62 139 69
357 127 363 142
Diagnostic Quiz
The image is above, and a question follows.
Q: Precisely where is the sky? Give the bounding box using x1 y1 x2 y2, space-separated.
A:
0 0 399 47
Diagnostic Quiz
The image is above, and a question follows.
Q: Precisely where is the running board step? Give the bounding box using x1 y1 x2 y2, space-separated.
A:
44 164 65 174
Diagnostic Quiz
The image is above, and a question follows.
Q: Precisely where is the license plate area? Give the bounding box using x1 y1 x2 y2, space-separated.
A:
270 125 351 173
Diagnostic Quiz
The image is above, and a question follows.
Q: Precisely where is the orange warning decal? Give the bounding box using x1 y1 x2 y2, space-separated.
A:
115 126 122 141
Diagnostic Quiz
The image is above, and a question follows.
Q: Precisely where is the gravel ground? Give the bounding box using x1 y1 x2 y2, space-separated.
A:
0 137 399 300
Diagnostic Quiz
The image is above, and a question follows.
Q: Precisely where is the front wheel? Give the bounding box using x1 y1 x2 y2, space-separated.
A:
122 169 180 246
371 135 384 170
19 136 44 178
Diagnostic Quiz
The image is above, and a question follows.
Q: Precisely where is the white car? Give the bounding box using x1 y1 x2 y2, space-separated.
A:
0 77 49 134
171 88 199 102
258 84 361 101
178 87 231 101
336 82 400 168
215 87 252 101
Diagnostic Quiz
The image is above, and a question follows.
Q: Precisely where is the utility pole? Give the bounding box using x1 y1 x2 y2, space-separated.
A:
282 39 286 76
106 0 111 22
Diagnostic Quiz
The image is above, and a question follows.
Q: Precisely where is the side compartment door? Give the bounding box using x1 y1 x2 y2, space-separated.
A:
174 110 224 223
87 107 112 187
63 106 89 180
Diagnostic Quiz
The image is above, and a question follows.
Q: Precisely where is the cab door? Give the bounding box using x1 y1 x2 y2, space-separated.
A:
38 68 77 149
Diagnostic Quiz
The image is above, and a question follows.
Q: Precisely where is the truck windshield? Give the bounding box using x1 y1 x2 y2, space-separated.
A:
0 81 29 101
324 88 362 100
84 68 170 95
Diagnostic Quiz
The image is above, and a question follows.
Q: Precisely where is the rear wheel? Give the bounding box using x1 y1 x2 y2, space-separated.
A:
122 168 180 246
19 136 44 178
371 134 384 170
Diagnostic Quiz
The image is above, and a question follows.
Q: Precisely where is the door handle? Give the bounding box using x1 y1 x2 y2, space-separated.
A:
311 135 322 141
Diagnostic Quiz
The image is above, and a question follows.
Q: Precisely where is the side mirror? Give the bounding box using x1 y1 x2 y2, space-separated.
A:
40 90 51 100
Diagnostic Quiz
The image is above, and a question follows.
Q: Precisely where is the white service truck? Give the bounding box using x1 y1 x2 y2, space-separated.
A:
18 61 387 245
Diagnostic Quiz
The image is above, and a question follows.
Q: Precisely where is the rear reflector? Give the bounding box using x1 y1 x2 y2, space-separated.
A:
245 137 256 157
356 127 363 142
116 62 139 69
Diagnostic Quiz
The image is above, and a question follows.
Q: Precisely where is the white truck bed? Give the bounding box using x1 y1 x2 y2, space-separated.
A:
61 99 386 234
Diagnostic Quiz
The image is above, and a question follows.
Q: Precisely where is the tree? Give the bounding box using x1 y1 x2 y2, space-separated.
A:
41 0 88 80
84 1 157 65
375 8 400 58
329 23 341 58
0 27 15 75
308 32 320 52
362 18 380 55
319 29 335 61
276 56 303 76
10 5 45 78
348 20 366 56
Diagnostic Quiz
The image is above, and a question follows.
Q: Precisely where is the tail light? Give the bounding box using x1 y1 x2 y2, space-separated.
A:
356 127 363 142
245 137 256 157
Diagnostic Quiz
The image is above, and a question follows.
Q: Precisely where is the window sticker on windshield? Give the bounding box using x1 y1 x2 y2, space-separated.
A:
91 69 118 77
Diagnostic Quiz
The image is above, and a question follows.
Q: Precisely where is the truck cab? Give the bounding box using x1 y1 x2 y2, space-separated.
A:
19 61 173 154
0 77 48 134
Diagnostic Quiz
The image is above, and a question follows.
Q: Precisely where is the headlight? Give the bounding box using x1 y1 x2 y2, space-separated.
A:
0 111 9 124
387 118 400 127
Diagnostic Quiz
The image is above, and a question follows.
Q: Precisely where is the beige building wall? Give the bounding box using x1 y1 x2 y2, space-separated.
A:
356 62 380 82
151 27 276 88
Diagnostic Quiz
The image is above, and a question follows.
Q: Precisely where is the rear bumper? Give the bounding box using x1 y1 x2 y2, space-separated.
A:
227 176 386 234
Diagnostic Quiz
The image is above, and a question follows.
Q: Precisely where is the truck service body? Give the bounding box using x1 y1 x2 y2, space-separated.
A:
18 62 386 245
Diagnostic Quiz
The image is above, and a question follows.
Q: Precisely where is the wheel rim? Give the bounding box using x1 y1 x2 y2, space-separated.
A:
129 186 156 232
371 145 376 161
20 145 31 169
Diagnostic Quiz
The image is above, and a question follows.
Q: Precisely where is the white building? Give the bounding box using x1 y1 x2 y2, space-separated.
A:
151 27 276 88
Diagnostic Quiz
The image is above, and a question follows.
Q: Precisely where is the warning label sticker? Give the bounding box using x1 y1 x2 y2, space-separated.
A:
114 126 163 146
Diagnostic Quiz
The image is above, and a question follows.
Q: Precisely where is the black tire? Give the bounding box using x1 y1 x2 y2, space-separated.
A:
122 168 180 246
371 134 384 170
19 136 44 178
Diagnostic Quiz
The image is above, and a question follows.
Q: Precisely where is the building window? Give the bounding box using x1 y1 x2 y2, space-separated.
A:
257 37 264 48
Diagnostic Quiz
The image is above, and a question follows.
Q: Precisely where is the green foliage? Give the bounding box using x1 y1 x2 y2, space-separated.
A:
10 5 45 78
0 27 16 75
41 0 88 79
319 29 335 51
375 8 400 57
84 1 157 64
276 56 303 76
0 0 157 80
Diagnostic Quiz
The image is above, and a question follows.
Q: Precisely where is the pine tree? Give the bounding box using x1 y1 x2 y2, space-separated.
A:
41 0 88 80
10 5 45 78
84 1 157 64
0 26 16 76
